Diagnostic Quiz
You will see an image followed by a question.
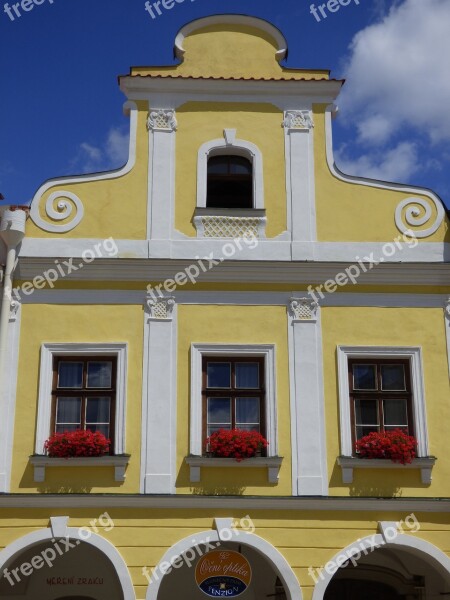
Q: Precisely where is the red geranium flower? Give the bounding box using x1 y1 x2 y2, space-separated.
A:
355 429 417 465
206 429 268 462
44 430 111 458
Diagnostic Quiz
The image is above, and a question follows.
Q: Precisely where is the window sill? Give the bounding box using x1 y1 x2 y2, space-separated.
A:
185 456 283 483
193 208 266 239
337 456 436 485
29 455 130 483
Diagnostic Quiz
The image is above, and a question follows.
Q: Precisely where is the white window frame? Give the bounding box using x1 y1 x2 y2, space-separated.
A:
337 346 429 457
190 344 277 457
35 343 128 456
197 130 264 210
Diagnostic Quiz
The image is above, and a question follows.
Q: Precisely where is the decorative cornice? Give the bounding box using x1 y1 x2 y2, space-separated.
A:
282 110 314 130
0 495 448 512
289 297 319 322
146 295 176 320
147 109 177 132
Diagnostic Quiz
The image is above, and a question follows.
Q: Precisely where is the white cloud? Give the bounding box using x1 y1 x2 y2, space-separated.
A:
69 126 129 174
339 0 450 145
335 142 420 182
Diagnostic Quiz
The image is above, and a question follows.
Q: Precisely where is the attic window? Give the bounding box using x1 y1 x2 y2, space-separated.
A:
206 155 253 209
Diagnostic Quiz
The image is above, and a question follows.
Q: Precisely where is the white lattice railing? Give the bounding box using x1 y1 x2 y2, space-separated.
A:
193 209 266 239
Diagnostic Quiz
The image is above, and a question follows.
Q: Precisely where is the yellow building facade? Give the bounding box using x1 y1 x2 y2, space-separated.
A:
0 14 449 600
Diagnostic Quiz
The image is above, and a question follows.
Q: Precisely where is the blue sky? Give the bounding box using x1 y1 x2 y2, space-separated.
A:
0 0 449 208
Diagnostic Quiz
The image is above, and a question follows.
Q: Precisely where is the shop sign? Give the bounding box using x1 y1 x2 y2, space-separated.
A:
195 550 252 598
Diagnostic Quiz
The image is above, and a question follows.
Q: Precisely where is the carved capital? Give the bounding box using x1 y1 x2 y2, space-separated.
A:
147 109 177 132
289 297 319 322
10 299 20 322
282 110 314 131
445 298 450 320
146 295 176 321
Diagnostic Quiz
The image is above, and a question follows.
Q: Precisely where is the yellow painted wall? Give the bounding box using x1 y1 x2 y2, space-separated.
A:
11 304 144 493
0 509 448 600
175 304 291 495
313 104 450 243
175 102 286 238
322 307 450 497
25 102 149 241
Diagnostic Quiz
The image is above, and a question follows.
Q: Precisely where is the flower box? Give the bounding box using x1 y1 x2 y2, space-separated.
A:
205 429 269 462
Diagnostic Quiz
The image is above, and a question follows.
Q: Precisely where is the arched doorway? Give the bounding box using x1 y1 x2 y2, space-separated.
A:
0 527 135 600
313 534 450 600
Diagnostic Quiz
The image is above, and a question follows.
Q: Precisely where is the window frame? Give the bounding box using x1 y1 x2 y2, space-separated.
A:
190 344 277 458
35 343 128 456
51 355 117 451
348 358 414 453
202 356 266 452
337 346 429 458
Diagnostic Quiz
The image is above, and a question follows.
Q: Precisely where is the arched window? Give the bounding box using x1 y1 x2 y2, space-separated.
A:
206 155 253 209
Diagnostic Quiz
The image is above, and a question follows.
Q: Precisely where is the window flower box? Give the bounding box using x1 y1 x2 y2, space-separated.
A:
205 429 269 462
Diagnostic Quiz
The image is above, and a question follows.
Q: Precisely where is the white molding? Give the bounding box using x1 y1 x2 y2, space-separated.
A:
337 457 436 485
147 106 177 241
337 346 429 458
312 532 450 600
19 237 449 264
173 15 288 62
50 516 69 538
35 343 128 455
140 300 177 493
0 300 21 493
324 104 446 240
288 301 328 496
146 528 301 600
0 526 136 600
289 297 319 322
0 495 448 511
190 344 278 457
30 456 130 482
30 101 138 234
196 131 264 210
185 456 283 483
445 298 450 378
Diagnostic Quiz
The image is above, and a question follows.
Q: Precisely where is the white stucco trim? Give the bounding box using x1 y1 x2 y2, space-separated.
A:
34 343 128 456
145 527 302 600
288 301 328 496
197 132 264 209
311 532 450 600
174 15 288 62
337 346 429 459
445 300 450 378
324 104 446 239
30 101 138 234
140 301 178 493
190 344 277 457
0 525 135 600
0 301 21 493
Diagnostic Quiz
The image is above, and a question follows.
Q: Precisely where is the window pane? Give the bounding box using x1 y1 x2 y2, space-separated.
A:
58 362 83 389
230 157 252 175
236 397 260 424
87 362 112 388
237 424 260 432
207 424 232 437
356 425 379 440
86 423 110 438
56 397 82 424
355 399 378 425
208 157 229 174
55 424 79 433
235 363 259 389
207 363 231 388
207 398 231 424
353 364 377 390
86 397 110 424
381 364 406 391
383 399 408 426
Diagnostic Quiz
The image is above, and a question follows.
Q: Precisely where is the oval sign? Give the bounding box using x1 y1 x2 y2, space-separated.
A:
195 550 252 598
